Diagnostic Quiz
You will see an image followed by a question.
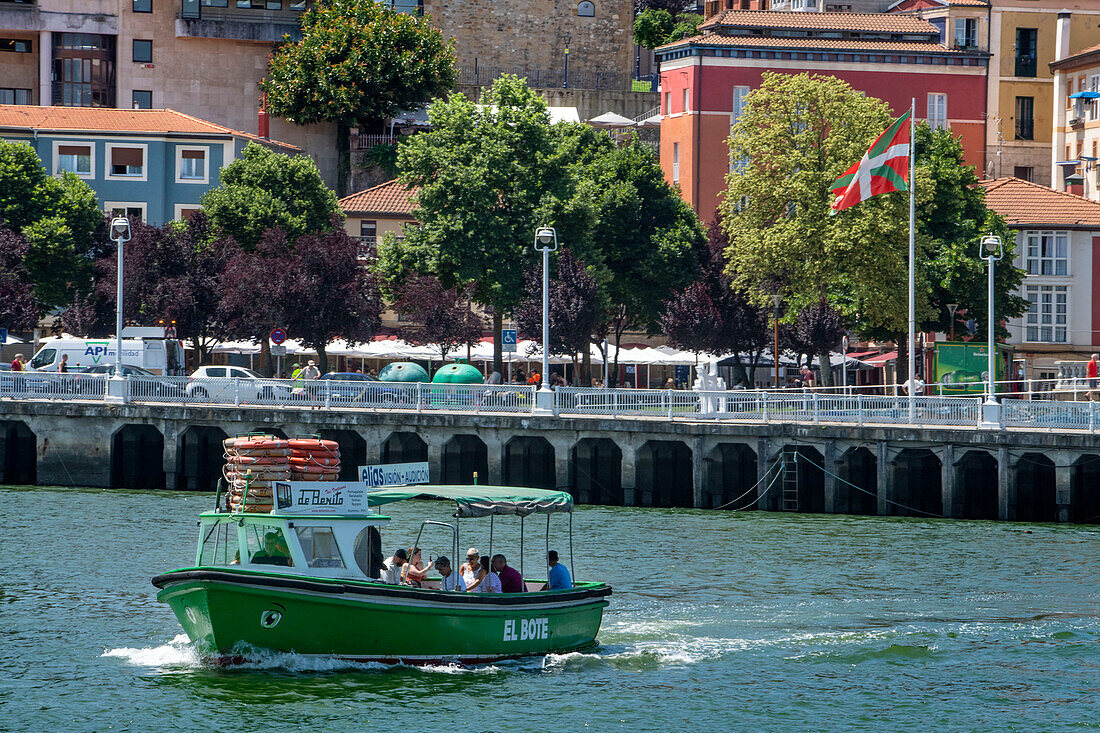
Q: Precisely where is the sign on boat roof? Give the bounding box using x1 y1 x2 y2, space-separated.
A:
367 484 573 518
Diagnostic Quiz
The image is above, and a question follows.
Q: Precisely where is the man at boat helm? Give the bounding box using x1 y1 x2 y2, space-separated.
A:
380 548 408 584
435 556 466 591
252 531 291 567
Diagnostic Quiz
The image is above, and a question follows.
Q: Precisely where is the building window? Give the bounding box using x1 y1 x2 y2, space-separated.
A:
107 145 146 179
0 88 30 105
132 39 152 63
672 142 680 183
1014 96 1033 140
105 203 147 221
953 18 977 49
132 89 152 109
1025 284 1068 343
290 0 305 8
174 205 202 221
0 38 31 53
682 88 689 113
732 85 749 120
927 93 947 130
201 0 229 5
1013 166 1033 182
577 0 594 15
56 143 93 177
133 0 152 11
359 220 377 245
1025 231 1069 275
663 92 670 115
1015 28 1037 77
177 147 207 182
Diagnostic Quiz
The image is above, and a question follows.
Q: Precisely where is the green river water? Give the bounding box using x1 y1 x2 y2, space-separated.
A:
3 485 1099 732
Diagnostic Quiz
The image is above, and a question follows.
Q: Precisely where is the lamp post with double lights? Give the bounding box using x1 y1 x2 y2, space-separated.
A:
534 226 558 412
947 303 959 341
980 234 1003 403
108 216 131 401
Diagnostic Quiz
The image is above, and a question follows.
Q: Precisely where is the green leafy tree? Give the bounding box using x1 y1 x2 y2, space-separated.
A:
200 142 340 250
262 0 457 195
0 140 105 310
381 75 573 375
633 9 701 50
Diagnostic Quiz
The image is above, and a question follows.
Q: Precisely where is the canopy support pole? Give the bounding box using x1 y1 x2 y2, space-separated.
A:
546 513 551 584
489 515 494 559
519 515 524 579
569 510 575 583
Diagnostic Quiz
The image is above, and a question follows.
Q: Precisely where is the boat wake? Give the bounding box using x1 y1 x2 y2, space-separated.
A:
102 634 203 670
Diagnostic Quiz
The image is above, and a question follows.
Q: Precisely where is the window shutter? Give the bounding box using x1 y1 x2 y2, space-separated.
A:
112 147 143 167
181 149 204 159
58 145 89 156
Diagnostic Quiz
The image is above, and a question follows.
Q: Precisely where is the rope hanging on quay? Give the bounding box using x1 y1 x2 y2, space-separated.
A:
794 453 943 518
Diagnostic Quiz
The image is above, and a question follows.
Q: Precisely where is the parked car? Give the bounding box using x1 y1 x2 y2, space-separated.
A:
77 363 179 397
319 371 412 405
186 366 293 403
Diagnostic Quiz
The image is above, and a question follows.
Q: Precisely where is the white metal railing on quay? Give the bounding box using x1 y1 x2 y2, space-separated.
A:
1002 397 1097 431
556 386 674 417
0 371 110 401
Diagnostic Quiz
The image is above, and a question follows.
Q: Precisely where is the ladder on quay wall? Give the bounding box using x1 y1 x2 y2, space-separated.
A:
781 450 799 511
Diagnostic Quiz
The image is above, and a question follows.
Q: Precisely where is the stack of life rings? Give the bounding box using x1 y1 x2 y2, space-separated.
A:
223 435 292 512
289 437 341 482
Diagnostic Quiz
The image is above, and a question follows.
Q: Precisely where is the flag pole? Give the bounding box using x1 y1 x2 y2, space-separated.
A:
908 98 916 421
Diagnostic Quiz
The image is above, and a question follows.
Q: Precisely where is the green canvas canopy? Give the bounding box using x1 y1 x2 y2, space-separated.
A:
366 484 573 518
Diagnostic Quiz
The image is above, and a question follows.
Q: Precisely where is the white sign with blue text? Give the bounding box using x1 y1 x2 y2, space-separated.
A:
271 481 370 516
359 461 430 488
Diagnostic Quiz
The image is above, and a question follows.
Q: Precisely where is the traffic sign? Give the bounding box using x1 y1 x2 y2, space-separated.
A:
270 344 287 357
502 328 517 353
0 328 8 345
270 328 287 345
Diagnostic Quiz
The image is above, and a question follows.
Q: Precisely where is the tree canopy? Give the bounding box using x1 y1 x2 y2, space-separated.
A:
394 275 484 364
200 142 340 250
633 9 702 50
262 0 456 194
0 140 105 310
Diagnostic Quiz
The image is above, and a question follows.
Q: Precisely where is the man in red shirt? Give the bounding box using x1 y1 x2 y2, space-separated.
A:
1088 353 1098 400
492 554 524 593
10 353 23 371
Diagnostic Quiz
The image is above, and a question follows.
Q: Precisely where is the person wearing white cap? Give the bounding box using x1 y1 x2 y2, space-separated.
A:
301 360 320 380
461 547 487 592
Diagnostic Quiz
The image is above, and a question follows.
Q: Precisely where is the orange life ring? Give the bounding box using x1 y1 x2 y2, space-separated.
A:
290 466 339 476
228 470 290 482
228 447 293 458
289 456 340 468
287 438 339 451
291 447 340 459
225 455 289 465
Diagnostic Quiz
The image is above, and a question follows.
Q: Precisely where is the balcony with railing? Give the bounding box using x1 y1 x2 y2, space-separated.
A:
178 1 305 42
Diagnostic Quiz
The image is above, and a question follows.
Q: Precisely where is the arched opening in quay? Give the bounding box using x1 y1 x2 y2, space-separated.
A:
177 425 228 492
319 430 367 482
571 438 622 505
837 446 877 515
381 432 428 466
0 420 36 485
1014 453 1057 523
504 436 555 489
249 427 287 439
442 435 488 485
636 440 693 508
706 443 757 510
778 445 825 513
1071 455 1100 524
890 449 942 517
955 450 998 520
111 424 164 490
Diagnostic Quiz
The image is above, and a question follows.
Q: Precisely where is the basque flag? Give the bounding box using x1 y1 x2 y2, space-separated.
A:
829 111 911 212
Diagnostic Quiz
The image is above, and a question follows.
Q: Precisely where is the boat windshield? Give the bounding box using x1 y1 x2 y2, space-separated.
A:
199 521 239 566
245 525 294 567
296 526 345 569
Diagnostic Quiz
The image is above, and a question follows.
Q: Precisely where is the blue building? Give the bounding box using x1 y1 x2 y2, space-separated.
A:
0 105 300 225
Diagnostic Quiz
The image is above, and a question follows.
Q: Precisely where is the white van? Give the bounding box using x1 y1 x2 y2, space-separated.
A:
27 337 186 375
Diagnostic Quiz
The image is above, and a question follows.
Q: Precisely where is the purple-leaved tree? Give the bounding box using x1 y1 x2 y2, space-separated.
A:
393 275 484 366
0 228 40 331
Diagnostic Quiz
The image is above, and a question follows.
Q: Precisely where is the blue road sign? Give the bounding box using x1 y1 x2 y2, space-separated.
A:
0 329 8 345
502 328 517 353
270 328 287 345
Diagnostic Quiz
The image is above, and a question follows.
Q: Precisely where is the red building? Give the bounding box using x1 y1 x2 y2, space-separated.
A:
656 10 989 222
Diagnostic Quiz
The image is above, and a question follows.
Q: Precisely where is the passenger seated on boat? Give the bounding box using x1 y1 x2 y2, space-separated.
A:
435 556 466 591
481 556 502 593
492 554 524 593
380 548 409 585
462 548 488 592
402 547 434 587
251 531 292 567
547 550 572 590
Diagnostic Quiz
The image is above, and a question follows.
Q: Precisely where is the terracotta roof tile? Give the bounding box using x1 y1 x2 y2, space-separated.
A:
0 105 301 152
1052 41 1100 69
699 10 939 33
980 177 1100 229
338 179 417 216
659 32 968 54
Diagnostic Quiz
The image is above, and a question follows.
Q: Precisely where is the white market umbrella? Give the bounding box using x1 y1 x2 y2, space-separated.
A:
587 111 635 128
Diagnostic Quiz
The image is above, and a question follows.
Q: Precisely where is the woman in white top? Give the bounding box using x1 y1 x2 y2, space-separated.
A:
461 548 487 592
480 556 502 593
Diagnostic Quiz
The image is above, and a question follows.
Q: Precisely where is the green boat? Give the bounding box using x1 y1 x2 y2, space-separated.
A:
153 483 611 665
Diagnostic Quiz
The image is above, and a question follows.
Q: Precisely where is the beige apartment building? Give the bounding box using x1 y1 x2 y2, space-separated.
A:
1051 30 1100 200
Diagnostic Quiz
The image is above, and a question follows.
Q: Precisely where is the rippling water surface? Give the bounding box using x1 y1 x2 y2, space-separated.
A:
4 485 1099 731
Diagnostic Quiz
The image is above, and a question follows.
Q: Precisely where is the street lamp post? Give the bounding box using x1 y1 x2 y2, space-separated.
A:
771 293 782 389
534 227 558 412
980 235 1004 422
946 303 959 341
108 216 131 401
